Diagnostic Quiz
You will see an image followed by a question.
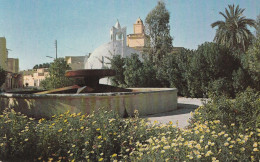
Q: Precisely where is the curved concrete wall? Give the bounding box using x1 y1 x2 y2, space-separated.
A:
0 88 177 118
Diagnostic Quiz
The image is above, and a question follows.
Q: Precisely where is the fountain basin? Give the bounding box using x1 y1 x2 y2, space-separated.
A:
0 88 177 118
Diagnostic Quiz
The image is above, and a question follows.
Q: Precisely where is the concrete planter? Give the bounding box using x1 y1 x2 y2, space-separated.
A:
0 88 177 118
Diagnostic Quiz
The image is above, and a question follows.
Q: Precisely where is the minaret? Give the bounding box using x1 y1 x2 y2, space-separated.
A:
110 20 127 57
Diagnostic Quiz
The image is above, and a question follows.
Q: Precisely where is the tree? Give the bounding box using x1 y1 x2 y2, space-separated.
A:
0 66 6 88
33 65 39 69
256 14 260 38
144 0 173 63
211 4 255 52
241 37 260 90
40 58 73 89
109 55 126 87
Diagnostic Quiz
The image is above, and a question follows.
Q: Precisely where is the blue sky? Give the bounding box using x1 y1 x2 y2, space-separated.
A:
0 0 259 70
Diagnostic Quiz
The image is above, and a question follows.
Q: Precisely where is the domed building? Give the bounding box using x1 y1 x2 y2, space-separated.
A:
84 20 141 70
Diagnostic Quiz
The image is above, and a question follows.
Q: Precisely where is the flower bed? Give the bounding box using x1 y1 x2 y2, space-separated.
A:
0 107 259 161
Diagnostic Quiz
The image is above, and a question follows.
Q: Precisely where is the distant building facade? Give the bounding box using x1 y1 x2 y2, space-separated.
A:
127 18 145 51
0 37 23 90
23 68 49 87
7 58 19 73
65 56 85 70
0 37 7 70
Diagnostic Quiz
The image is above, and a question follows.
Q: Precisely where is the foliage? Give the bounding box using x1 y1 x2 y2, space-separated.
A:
188 42 240 97
191 88 260 134
256 14 260 38
144 0 173 64
241 37 260 90
0 107 259 161
211 4 255 52
110 54 161 88
123 54 145 87
40 58 74 89
0 66 6 88
108 55 127 87
33 63 50 69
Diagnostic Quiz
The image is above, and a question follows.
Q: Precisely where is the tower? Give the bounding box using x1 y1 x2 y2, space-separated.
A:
134 17 144 34
127 18 145 51
110 20 127 57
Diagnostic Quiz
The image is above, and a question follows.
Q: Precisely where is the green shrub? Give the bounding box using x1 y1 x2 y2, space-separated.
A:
0 108 259 161
0 66 6 88
191 88 260 133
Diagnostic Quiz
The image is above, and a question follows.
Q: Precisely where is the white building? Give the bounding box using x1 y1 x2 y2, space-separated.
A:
84 20 140 70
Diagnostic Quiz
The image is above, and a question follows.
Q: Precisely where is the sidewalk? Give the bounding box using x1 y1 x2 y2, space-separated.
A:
145 97 207 128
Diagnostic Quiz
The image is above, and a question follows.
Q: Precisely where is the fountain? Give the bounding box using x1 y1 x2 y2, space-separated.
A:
0 69 177 118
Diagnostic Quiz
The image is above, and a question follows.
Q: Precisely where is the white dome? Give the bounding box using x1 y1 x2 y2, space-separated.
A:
85 40 140 69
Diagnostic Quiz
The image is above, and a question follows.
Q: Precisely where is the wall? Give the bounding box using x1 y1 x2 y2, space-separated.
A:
0 37 7 70
7 58 19 73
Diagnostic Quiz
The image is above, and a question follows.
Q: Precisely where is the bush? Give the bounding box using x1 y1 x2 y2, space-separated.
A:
0 66 6 88
190 88 260 134
0 108 259 161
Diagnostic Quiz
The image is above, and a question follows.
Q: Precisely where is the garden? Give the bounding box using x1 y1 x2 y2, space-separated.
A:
0 89 259 161
0 2 260 161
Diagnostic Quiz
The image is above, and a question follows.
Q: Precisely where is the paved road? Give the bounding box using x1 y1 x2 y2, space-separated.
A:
144 97 207 128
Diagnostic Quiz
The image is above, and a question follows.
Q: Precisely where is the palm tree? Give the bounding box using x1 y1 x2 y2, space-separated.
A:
211 4 255 52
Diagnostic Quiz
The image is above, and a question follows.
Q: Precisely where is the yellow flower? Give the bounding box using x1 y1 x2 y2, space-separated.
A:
72 144 76 148
58 128 62 132
96 128 100 131
98 136 102 139
253 148 259 152
99 158 104 161
224 142 229 146
253 142 257 147
168 121 173 125
227 137 231 141
240 147 245 152
163 146 170 150
161 150 165 153
224 134 228 137
205 150 212 157
112 153 117 157
64 119 67 123
229 145 233 148
231 123 235 126
80 126 84 130
24 138 28 142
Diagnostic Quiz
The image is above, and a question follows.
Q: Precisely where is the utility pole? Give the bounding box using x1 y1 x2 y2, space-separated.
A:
55 40 57 59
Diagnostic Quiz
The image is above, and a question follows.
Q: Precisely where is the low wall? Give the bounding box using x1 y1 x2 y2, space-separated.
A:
0 88 177 118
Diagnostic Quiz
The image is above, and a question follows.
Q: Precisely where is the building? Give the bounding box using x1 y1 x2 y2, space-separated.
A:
85 20 141 70
23 68 49 87
127 18 145 51
0 37 7 70
7 58 19 73
0 37 23 90
65 56 85 70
